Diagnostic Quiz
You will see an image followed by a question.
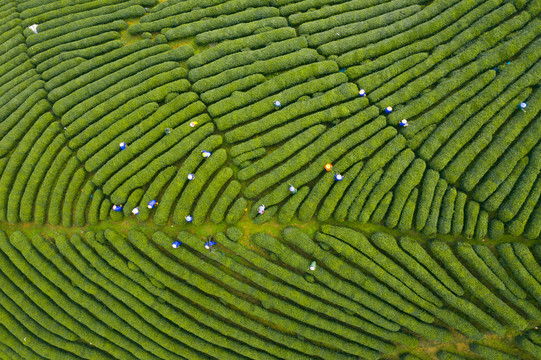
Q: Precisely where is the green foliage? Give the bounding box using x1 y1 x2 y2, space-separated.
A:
187 27 297 68
279 186 310 224
429 240 525 331
415 169 439 231
470 343 521 360
210 180 241 224
164 7 280 41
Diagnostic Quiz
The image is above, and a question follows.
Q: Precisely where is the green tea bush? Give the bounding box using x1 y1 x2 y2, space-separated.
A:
229 98 367 157
164 7 279 40
226 197 248 224
220 232 412 345
46 40 155 98
41 56 85 81
414 169 439 232
192 167 233 225
192 48 319 94
516 335 541 358
422 179 448 236
19 132 66 222
0 231 141 360
82 91 197 173
429 240 526 331
190 37 307 84
200 74 265 104
108 119 214 203
278 186 310 223
195 17 287 45
61 167 87 227
238 125 326 181
318 162 363 222
459 85 541 192
498 143 541 223
470 343 521 360
437 351 468 360
498 243 541 304
210 180 241 224
35 38 124 73
28 21 128 59
335 132 403 221
132 0 269 34
384 159 425 228
243 103 379 200
308 4 422 49
47 157 80 225
359 149 415 223
399 237 463 297
483 157 528 212
455 243 505 291
281 228 452 342
462 200 480 238
187 27 296 68
173 149 228 223
334 0 468 62
281 0 353 18
346 169 383 222
7 121 61 224
0 111 53 222
27 6 145 47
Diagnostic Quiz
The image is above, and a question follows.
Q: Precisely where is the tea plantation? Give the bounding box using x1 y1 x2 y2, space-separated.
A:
0 0 540 359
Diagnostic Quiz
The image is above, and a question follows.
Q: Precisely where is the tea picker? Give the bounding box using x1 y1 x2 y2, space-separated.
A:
289 184 297 194
273 100 281 110
309 261 317 271
148 200 157 209
334 173 343 181
518 102 527 112
131 207 139 215
205 238 217 250
172 241 182 248
112 204 123 212
258 204 265 215
119 142 126 150
358 89 366 97
384 106 393 114
187 173 195 181
399 119 409 127
185 215 193 222
202 150 211 158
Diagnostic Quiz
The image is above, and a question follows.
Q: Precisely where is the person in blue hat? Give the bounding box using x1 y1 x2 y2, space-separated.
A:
112 204 123 212
398 119 409 127
148 200 157 209
205 239 217 249
172 241 182 248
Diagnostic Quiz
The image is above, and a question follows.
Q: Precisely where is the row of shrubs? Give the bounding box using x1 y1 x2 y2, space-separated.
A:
123 230 362 359
220 73 349 137
320 227 541 339
210 60 337 120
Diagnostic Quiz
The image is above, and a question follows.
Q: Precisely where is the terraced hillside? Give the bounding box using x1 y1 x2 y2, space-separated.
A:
0 0 540 359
